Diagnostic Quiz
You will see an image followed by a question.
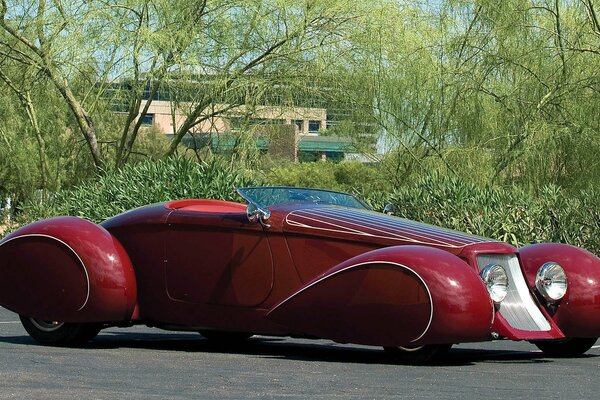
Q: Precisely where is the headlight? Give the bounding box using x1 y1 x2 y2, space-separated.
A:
480 264 509 303
535 262 567 302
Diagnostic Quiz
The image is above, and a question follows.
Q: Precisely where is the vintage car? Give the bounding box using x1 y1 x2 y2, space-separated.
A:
1 186 600 363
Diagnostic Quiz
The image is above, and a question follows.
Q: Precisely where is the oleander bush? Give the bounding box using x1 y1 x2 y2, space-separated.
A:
12 158 600 255
266 160 393 197
380 172 600 253
20 156 259 224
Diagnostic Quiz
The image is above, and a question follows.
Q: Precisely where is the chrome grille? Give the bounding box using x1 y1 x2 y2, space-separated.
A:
477 254 550 331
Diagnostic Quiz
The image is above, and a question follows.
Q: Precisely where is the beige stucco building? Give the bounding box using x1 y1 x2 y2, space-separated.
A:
137 99 354 161
140 100 327 136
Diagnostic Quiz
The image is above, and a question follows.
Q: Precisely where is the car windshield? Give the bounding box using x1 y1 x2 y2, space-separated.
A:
236 186 370 210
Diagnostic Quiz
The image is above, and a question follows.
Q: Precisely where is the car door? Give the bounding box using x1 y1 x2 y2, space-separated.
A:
165 209 274 307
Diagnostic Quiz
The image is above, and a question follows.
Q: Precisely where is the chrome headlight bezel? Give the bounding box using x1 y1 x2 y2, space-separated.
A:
535 262 567 302
480 263 509 303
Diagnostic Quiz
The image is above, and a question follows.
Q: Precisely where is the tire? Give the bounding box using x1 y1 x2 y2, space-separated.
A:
19 315 101 346
200 330 253 343
533 338 597 357
384 344 452 365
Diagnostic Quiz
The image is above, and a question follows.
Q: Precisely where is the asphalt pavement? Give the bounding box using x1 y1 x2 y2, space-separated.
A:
1 306 599 399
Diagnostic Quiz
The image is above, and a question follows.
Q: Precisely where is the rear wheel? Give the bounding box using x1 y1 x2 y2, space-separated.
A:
384 344 452 365
533 338 597 357
19 315 101 346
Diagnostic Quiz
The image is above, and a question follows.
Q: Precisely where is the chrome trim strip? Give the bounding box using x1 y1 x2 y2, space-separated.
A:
0 234 91 311
308 209 458 246
270 260 434 343
477 254 550 331
331 209 489 244
293 207 491 244
286 207 495 248
312 208 490 244
287 213 461 248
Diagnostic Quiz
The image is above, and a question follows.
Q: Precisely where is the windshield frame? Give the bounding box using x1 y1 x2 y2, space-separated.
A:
236 186 371 210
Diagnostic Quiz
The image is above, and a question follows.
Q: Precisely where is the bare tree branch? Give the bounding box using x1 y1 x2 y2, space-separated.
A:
582 0 600 36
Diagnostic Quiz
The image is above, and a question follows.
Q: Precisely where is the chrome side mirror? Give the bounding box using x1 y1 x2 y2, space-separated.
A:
246 202 271 228
382 203 396 215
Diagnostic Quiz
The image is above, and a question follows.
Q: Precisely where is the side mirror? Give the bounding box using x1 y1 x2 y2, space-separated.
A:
382 203 395 215
246 202 271 228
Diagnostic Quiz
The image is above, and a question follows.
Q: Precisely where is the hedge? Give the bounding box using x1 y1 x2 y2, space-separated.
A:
20 156 258 223
378 173 600 253
14 159 600 254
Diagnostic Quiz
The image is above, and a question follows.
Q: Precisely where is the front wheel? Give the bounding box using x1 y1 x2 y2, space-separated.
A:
384 344 452 365
19 315 101 346
533 338 597 357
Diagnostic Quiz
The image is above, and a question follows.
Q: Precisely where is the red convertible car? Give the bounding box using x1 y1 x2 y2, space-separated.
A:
1 186 599 363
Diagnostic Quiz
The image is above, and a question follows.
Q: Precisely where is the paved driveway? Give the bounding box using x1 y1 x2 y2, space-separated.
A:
1 307 599 399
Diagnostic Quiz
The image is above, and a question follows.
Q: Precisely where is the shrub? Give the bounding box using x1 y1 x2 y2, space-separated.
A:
12 158 600 256
266 161 339 189
265 160 392 203
385 172 600 253
20 156 259 223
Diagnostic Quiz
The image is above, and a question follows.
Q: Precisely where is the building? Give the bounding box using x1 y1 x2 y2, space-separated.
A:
138 100 354 161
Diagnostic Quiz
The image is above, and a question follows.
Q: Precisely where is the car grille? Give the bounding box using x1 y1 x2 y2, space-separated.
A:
477 254 551 331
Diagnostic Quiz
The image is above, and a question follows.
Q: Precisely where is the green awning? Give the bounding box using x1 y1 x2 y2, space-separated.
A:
182 133 353 154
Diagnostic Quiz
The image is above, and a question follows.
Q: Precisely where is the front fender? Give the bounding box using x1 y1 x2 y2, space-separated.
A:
519 243 600 338
267 245 493 347
0 217 137 323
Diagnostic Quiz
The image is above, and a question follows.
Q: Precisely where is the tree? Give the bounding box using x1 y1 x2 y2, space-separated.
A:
0 0 103 167
333 0 600 190
441 0 600 189
1 0 374 170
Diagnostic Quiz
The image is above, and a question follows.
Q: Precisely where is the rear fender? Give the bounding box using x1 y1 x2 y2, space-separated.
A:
267 245 493 347
0 217 137 323
519 243 600 338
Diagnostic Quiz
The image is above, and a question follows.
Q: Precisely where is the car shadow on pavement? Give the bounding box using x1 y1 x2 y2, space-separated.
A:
1 330 590 366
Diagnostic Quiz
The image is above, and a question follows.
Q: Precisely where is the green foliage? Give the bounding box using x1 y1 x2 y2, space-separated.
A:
4 0 600 255
0 74 92 202
329 0 600 192
265 160 393 199
5 0 600 200
266 162 339 189
131 125 173 162
0 138 41 202
21 156 259 224
10 158 600 256
385 172 600 254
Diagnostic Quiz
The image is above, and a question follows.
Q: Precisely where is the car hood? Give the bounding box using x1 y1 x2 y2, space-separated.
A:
280 205 499 253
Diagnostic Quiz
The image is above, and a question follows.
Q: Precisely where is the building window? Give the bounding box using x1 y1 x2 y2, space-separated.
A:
308 120 321 134
293 120 303 132
141 113 154 125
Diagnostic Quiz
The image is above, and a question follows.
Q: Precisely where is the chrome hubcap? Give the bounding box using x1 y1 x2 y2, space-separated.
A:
29 318 64 332
397 345 425 352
